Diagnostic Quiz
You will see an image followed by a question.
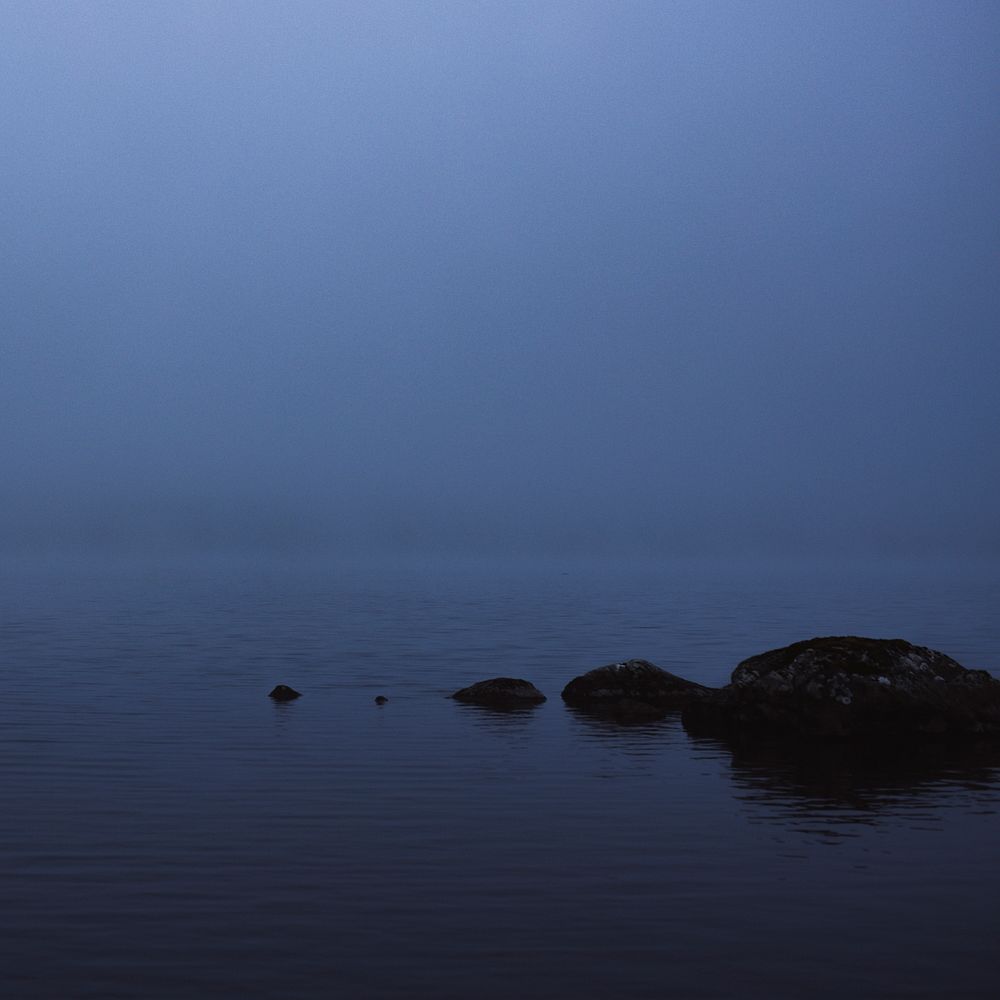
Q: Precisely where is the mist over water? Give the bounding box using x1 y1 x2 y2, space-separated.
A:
2 1 998 562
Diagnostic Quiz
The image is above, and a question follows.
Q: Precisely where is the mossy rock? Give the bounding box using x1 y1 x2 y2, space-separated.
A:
684 637 1000 741
561 659 707 711
451 677 546 706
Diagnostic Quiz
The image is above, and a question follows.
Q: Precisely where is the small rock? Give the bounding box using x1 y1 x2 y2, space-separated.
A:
450 677 546 706
375 695 388 705
268 684 301 701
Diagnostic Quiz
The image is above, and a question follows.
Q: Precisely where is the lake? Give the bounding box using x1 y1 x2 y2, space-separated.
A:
2 552 998 999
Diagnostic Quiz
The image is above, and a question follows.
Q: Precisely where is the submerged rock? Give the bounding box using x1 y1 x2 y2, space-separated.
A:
450 677 546 706
561 659 707 714
268 684 301 701
682 636 1000 740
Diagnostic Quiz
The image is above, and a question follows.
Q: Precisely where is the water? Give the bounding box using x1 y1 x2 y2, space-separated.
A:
2 553 999 999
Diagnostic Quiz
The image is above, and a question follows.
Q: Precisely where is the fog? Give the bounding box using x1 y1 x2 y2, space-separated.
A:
2 1 998 559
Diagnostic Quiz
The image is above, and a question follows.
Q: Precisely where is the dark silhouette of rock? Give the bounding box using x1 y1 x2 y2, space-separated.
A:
683 636 1000 740
561 659 707 714
268 684 301 701
375 695 388 705
450 677 546 706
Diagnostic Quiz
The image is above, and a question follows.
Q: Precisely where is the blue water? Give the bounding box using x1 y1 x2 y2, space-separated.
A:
2 553 999 999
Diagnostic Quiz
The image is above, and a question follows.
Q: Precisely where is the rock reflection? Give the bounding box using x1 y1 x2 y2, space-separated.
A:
450 700 542 732
565 704 679 739
688 730 1000 837
564 706 684 772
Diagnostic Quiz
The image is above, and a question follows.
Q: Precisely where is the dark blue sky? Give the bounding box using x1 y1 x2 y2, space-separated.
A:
2 1 998 556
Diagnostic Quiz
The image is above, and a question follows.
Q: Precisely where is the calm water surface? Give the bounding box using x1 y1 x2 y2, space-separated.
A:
2 554 998 999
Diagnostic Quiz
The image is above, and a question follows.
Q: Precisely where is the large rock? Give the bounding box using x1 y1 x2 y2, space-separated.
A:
450 677 546 706
561 659 708 715
682 636 1000 740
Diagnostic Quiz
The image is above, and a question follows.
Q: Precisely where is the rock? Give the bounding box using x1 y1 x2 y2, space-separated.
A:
374 695 388 705
682 636 1000 740
561 659 708 714
268 684 301 701
450 677 546 706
